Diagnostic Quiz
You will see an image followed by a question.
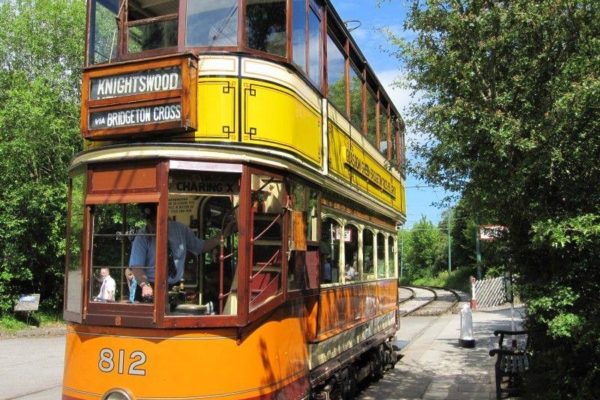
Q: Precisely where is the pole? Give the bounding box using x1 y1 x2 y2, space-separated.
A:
475 226 482 280
448 209 452 273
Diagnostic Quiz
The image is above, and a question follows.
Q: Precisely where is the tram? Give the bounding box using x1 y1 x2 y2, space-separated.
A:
63 1 406 399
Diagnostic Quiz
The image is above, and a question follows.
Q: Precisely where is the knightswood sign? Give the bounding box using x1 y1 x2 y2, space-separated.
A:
81 55 197 138
90 67 181 100
88 66 184 130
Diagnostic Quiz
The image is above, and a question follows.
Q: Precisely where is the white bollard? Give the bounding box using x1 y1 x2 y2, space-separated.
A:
459 304 475 348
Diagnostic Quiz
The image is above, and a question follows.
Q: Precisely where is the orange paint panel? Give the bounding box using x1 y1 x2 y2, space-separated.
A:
63 313 311 399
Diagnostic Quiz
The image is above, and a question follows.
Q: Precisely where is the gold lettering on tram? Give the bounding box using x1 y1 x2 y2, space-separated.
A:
344 147 397 198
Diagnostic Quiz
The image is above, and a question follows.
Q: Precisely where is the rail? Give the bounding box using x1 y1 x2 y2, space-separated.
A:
399 286 460 317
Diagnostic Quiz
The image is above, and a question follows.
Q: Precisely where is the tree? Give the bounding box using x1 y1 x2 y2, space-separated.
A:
0 0 85 314
388 0 600 397
402 216 446 280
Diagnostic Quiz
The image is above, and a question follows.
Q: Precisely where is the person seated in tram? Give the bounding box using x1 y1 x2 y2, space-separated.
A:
345 252 358 281
94 267 116 302
129 204 234 301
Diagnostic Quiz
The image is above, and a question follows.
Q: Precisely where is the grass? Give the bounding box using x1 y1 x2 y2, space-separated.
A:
406 267 475 293
0 311 64 333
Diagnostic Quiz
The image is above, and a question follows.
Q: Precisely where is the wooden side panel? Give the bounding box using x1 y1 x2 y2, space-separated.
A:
89 164 158 193
316 280 397 340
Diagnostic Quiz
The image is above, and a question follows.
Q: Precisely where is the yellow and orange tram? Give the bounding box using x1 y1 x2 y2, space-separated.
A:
63 1 406 399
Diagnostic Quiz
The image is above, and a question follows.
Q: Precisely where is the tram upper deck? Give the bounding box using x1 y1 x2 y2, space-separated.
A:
81 0 406 219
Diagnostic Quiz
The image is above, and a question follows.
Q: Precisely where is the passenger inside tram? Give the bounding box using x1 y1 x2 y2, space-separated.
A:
128 203 235 307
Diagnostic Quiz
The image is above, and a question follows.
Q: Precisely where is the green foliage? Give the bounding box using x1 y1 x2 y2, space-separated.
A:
400 216 447 281
390 0 600 397
410 265 474 293
0 314 28 331
0 0 85 315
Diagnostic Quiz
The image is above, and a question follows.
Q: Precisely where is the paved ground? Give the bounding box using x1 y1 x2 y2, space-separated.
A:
358 304 525 399
0 305 523 399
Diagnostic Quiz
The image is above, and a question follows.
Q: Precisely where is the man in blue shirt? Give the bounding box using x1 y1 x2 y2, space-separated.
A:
129 204 233 299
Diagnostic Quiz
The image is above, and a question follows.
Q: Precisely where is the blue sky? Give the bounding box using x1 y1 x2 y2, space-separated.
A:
332 0 450 228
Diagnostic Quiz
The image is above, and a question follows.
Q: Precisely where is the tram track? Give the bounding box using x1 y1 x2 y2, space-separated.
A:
399 286 461 317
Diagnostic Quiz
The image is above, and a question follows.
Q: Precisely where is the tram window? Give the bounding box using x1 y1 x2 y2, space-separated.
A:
65 171 85 317
89 0 119 64
321 218 341 284
127 0 178 54
344 224 359 282
186 0 238 47
379 107 390 157
377 232 386 278
292 0 306 71
363 229 374 279
166 171 240 316
90 203 152 304
349 64 363 133
246 0 287 57
327 34 346 114
307 8 321 86
390 117 399 164
366 88 377 146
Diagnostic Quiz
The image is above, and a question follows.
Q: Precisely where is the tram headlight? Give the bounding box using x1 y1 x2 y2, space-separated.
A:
102 389 133 400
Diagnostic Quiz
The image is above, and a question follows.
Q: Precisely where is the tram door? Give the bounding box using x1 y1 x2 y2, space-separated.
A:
167 169 240 316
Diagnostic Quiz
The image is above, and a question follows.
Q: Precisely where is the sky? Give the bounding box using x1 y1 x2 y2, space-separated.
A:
331 0 451 228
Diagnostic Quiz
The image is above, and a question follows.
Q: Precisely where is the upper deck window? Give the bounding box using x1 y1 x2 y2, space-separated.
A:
246 0 287 57
366 87 377 145
186 0 238 47
292 0 322 88
327 34 346 114
307 7 321 86
349 63 363 133
89 0 119 64
292 0 306 70
127 0 179 54
88 0 179 64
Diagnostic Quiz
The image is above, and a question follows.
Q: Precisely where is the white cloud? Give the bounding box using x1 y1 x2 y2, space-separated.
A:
377 69 412 114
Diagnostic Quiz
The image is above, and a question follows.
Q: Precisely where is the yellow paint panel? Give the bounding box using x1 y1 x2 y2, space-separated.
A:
327 121 351 180
196 78 238 141
242 80 322 166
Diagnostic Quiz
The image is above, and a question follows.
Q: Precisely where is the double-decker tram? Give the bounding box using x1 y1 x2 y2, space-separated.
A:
63 0 406 399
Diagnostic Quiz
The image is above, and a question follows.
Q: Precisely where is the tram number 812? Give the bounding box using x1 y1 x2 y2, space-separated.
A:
98 348 147 376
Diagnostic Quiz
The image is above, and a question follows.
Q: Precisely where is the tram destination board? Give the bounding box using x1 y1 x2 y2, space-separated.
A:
89 103 182 130
81 55 197 139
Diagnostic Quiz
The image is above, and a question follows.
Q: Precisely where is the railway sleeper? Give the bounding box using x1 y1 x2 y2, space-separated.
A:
313 340 399 400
